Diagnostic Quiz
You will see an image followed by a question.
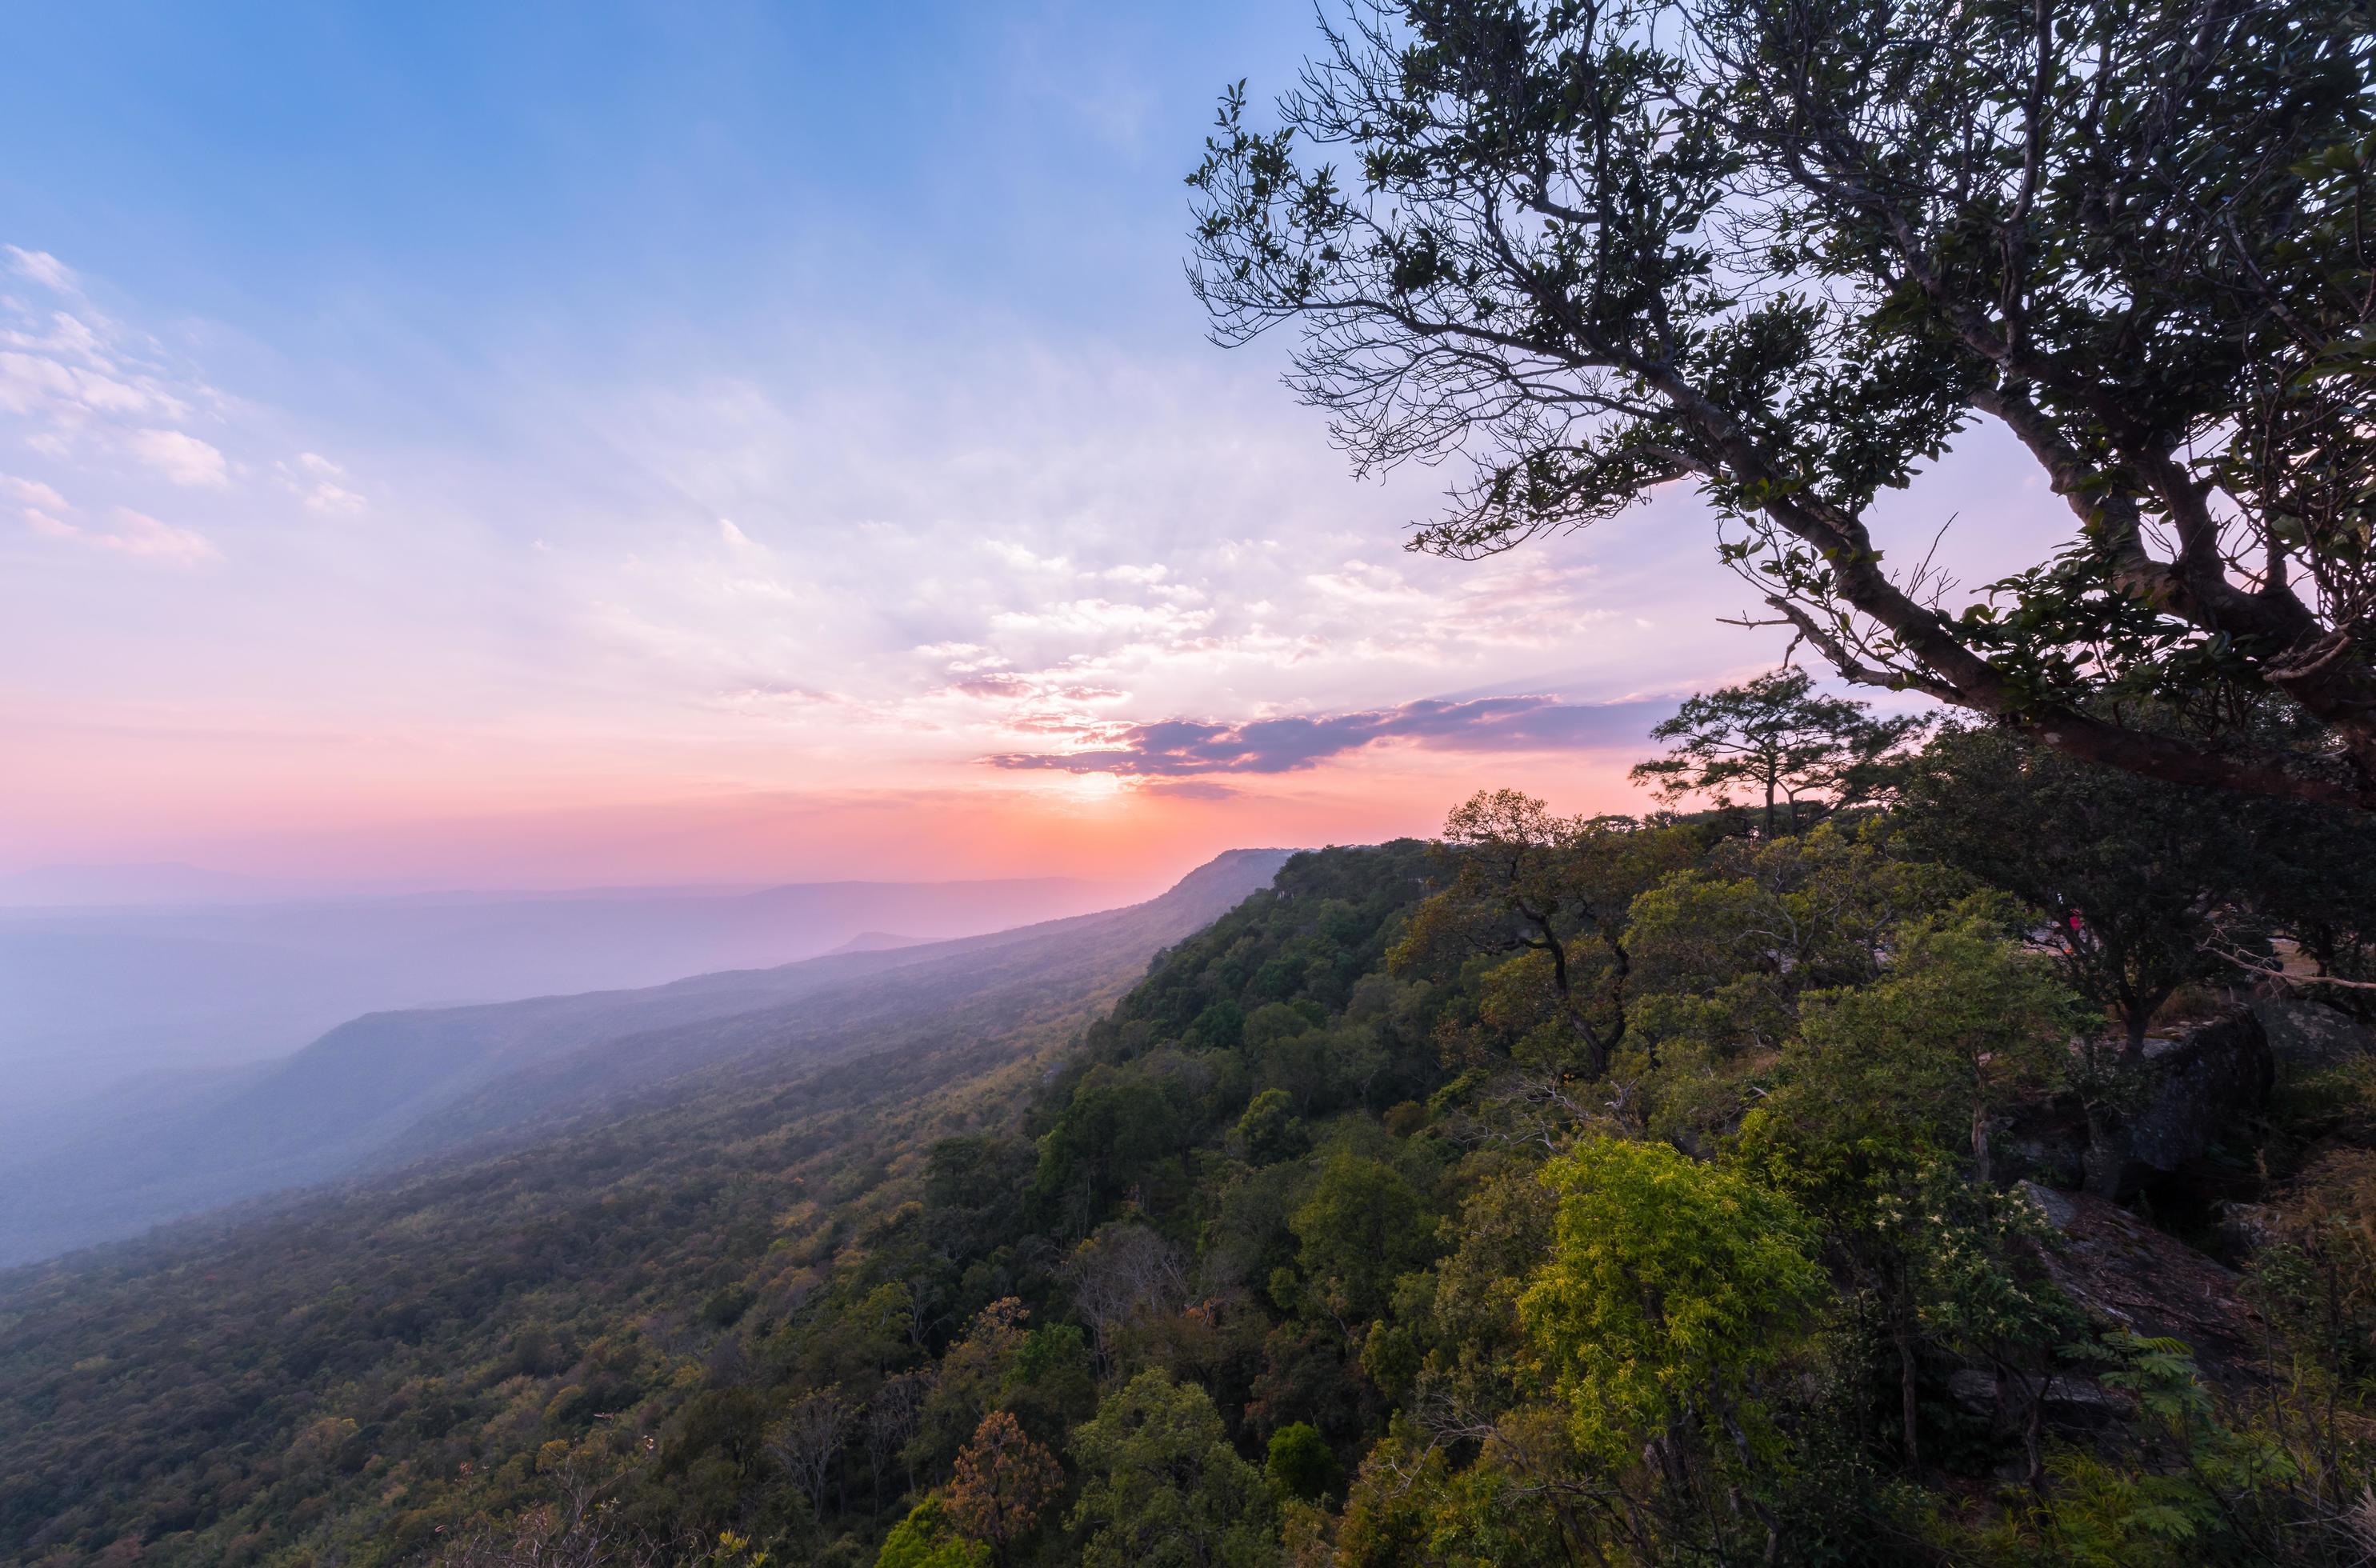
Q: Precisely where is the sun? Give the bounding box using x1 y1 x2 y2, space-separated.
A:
1056 770 1129 802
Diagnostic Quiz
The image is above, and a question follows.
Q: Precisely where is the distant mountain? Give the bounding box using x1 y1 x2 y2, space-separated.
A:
826 930 926 954
0 850 1291 1267
0 862 337 907
0 874 1136 1118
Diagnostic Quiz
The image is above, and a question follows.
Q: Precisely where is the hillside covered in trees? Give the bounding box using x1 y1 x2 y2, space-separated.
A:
9 674 2376 1566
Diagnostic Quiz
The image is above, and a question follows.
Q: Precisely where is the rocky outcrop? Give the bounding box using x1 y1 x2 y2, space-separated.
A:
2130 1009 2275 1167
2252 998 2376 1070
1947 1366 2129 1430
2017 1181 2271 1382
2085 1008 2274 1196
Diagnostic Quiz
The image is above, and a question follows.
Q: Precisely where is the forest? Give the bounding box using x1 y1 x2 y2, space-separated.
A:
7 670 2376 1566
6 0 2374 1561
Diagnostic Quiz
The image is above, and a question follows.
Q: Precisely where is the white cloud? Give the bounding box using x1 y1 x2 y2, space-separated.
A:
718 518 758 550
1 310 113 367
19 498 219 564
301 480 363 514
270 453 363 514
986 540 1071 573
130 427 229 487
90 507 219 565
1 473 66 511
4 246 78 293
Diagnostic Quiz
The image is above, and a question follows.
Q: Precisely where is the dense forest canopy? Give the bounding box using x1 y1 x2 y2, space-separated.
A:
8 674 2376 1566
1187 0 2376 810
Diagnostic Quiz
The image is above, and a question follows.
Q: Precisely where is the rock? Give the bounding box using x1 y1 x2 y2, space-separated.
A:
1947 1367 1996 1416
2038 1375 2130 1428
2252 998 2376 1070
1947 1365 2130 1430
2213 1201 2281 1260
2016 1180 2271 1383
2127 1010 2274 1171
2002 1128 2087 1190
2086 1008 2273 1196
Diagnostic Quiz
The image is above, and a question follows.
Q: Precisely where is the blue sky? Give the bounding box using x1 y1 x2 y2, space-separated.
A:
0 2 2056 888
4 4 1290 386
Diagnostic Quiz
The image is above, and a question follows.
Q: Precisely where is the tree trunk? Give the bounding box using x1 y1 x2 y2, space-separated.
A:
1894 1322 1922 1477
2122 1008 2150 1066
2023 1371 2047 1491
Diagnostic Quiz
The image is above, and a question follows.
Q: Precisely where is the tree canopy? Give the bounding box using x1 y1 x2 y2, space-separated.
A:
1629 668 1926 834
1189 0 2376 809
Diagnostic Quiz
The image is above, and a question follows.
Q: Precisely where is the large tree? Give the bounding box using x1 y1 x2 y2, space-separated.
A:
1390 789 1698 1076
1898 725 2254 1058
1630 669 1926 835
1190 0 2376 808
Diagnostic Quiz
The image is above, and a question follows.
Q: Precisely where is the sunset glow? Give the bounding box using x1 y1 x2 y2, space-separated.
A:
0 3 2060 892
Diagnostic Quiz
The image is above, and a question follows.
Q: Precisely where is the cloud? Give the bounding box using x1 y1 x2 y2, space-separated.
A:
59 506 221 565
987 694 1665 777
282 452 364 514
1 474 66 511
130 427 229 487
950 670 1124 703
269 453 368 514
4 246 78 293
10 467 218 563
1139 778 1239 800
0 350 159 418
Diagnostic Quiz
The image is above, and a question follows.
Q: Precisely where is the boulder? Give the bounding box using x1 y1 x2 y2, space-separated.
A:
1947 1366 2130 1430
2016 1181 2271 1382
2086 1008 2273 1196
2252 998 2376 1071
2129 1009 2274 1170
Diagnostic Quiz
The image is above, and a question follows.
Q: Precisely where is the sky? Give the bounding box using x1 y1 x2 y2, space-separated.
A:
0 2 2063 891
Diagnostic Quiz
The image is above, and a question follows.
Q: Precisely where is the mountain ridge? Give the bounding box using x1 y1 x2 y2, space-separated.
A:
0 849 1294 1268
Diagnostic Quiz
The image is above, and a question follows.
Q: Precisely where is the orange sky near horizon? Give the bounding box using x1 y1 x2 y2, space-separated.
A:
4 675 1666 890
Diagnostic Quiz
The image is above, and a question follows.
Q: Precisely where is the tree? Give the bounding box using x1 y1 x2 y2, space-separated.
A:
1740 913 2085 1473
1264 1422 1339 1502
1289 1151 1434 1329
1630 670 1926 836
912 1299 1032 1478
2222 782 2376 986
1519 1138 1823 1560
1235 1088 1309 1166
1190 0 2376 810
1789 910 2082 1183
1065 1224 1187 1375
766 1383 854 1523
1069 1371 1281 1568
945 1411 1063 1566
875 1497 990 1568
866 1369 933 1503
1390 790 1697 1075
924 1135 1037 1266
1621 821 1965 1066
1900 726 2251 1058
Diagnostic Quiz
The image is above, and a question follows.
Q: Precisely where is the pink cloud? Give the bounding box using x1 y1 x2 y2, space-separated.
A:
87 507 222 565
